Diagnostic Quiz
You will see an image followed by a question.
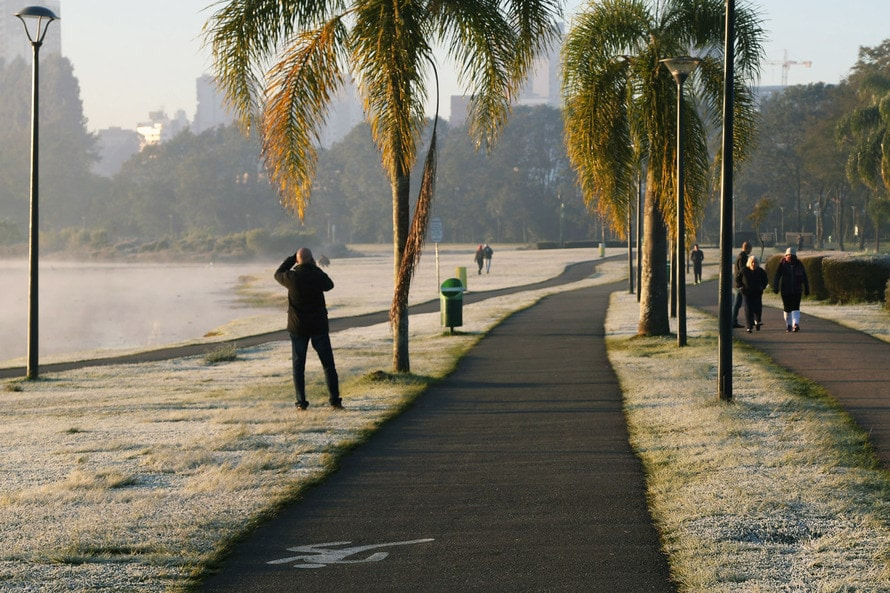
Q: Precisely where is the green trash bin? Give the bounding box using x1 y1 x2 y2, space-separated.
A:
440 277 464 332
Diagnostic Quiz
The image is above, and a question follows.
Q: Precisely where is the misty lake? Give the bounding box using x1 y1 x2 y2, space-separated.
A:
0 260 278 364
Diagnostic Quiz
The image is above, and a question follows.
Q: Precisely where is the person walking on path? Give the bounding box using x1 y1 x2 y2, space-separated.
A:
474 244 485 275
773 247 809 332
690 244 704 284
735 255 768 333
482 243 494 273
732 241 752 328
274 248 342 410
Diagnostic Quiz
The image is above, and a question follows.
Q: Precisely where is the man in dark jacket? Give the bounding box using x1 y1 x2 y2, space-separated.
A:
274 248 342 410
732 241 752 328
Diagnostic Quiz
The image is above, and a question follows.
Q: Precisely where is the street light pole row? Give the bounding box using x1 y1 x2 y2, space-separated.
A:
660 56 701 348
15 5 59 380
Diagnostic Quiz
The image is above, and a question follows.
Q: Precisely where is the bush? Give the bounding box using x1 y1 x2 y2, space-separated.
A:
800 255 828 300
822 254 890 303
886 279 890 311
763 254 783 290
244 227 317 255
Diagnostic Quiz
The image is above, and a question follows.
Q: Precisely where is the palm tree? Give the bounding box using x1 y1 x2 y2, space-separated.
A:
205 1 560 372
837 72 890 249
561 0 763 335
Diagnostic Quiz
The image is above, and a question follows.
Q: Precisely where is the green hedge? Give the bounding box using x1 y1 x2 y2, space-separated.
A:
801 255 829 300
822 255 890 304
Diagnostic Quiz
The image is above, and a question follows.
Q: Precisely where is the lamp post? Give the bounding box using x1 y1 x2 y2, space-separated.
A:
16 5 58 380
718 0 736 402
627 192 634 294
636 171 643 303
660 56 700 347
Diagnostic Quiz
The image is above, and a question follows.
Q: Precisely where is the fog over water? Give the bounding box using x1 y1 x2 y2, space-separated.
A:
0 260 276 363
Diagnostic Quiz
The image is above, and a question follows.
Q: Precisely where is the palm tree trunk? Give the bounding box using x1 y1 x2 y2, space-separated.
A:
392 171 411 373
638 176 671 336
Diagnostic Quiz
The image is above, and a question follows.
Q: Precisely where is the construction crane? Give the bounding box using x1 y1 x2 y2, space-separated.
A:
766 49 812 86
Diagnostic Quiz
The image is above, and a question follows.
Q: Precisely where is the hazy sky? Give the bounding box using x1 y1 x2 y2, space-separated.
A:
48 0 890 132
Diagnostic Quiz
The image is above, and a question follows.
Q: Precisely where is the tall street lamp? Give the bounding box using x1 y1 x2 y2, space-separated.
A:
660 56 700 348
636 171 643 303
718 0 736 402
16 5 58 380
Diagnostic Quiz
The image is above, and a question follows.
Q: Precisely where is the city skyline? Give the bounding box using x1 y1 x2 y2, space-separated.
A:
12 0 890 132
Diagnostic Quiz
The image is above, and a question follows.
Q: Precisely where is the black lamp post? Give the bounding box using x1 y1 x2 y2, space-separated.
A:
718 0 735 402
636 171 642 303
16 5 58 380
660 56 700 347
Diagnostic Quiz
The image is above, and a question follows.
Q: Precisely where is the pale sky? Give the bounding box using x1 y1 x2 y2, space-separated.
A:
44 0 890 132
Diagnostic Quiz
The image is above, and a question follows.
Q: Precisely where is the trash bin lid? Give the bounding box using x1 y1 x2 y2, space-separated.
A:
440 277 464 295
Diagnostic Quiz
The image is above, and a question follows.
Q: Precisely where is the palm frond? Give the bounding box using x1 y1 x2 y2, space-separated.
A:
262 17 350 218
204 0 347 132
352 0 431 180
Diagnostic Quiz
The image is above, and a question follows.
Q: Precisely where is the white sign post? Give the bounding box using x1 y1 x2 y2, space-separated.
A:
429 217 443 291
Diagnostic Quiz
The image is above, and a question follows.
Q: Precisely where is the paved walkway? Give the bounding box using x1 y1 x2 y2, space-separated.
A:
201 281 677 592
687 281 890 469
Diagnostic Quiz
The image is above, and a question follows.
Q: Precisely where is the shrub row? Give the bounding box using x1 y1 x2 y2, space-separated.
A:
764 252 890 305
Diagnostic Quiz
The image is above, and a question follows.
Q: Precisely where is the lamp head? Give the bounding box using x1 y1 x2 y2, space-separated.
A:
15 5 59 45
660 56 701 86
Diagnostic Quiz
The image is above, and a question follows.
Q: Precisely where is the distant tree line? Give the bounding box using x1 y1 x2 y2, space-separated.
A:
726 39 890 252
0 56 596 254
3 43 890 256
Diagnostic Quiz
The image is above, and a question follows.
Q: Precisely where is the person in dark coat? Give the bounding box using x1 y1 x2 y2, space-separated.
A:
732 241 752 328
773 247 809 332
690 244 704 284
274 247 342 409
482 243 494 273
474 244 485 275
735 255 768 333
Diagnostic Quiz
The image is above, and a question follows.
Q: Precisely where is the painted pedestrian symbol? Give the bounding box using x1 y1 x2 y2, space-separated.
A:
268 538 435 569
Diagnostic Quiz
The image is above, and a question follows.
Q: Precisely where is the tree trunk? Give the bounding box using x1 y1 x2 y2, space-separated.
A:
391 170 411 373
638 178 671 336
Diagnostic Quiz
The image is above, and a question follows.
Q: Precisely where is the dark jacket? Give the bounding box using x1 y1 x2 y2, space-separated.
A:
734 249 750 276
736 266 768 296
773 257 809 296
274 255 334 336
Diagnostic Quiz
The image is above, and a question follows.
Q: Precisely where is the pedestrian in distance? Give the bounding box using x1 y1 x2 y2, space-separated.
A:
690 244 704 284
773 247 809 332
474 244 485 275
274 247 343 410
732 241 752 328
482 243 494 273
735 255 768 333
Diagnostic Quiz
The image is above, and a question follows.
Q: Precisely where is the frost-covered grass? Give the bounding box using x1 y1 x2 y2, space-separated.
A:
0 247 616 592
1 246 888 592
606 291 890 592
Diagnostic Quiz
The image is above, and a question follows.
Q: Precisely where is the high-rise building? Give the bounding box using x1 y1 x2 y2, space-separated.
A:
136 110 188 149
516 28 563 108
93 127 141 177
0 0 62 63
318 78 364 148
193 74 235 133
450 23 565 125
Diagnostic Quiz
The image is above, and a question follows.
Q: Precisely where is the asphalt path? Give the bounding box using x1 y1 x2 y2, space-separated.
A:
687 281 890 469
201 281 676 592
0 259 599 380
